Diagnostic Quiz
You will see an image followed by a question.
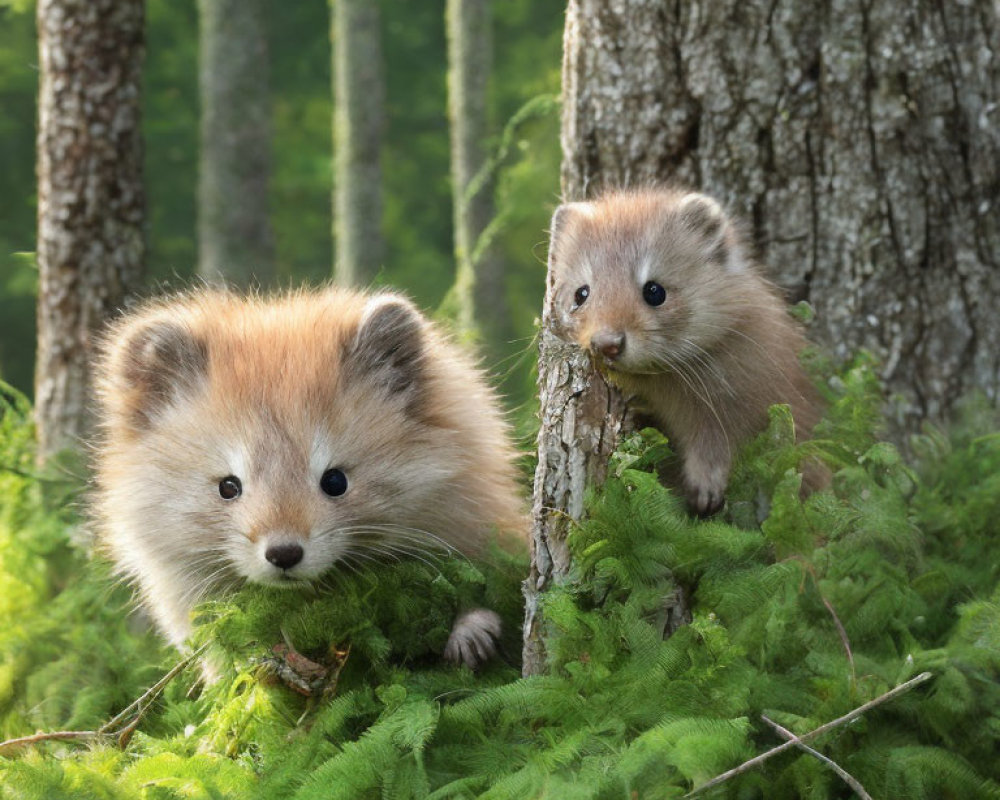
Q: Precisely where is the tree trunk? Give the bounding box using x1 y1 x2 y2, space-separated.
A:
446 0 508 345
35 0 145 465
523 0 668 676
522 294 630 676
332 0 384 287
196 0 274 287
562 0 1000 437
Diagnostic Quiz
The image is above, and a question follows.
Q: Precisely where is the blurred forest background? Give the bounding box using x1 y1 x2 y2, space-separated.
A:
0 0 562 408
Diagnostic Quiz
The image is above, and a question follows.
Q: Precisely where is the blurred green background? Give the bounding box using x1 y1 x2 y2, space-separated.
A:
0 0 564 407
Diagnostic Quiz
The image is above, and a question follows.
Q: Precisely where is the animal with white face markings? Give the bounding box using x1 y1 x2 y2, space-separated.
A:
92 288 525 668
547 188 822 515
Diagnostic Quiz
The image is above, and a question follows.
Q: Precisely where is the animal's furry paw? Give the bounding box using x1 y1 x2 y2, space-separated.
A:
443 608 502 669
684 479 726 518
683 457 729 518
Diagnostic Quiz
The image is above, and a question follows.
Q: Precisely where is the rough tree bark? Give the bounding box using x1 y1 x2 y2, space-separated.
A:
446 0 509 345
523 0 665 677
35 0 145 465
560 0 999 437
196 0 274 287
332 0 384 287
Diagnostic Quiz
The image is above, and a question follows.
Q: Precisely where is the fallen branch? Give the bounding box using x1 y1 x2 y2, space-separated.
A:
685 671 933 797
761 714 873 800
0 646 203 756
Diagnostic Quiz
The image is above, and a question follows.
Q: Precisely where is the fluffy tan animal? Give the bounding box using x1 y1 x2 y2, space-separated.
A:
548 187 821 516
92 288 525 667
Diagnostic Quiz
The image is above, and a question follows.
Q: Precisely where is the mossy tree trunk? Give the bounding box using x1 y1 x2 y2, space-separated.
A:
332 0 384 287
562 0 999 437
35 0 145 465
446 0 508 346
196 0 274 287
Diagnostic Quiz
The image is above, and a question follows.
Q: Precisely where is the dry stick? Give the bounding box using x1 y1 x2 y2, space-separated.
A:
793 557 856 684
0 647 203 756
0 730 100 753
761 715 873 800
817 589 855 684
685 671 933 797
99 645 206 735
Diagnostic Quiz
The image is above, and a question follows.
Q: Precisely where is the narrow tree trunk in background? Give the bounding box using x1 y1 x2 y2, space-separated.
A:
446 0 508 345
35 0 145 465
332 0 384 287
196 0 274 287
562 0 1000 437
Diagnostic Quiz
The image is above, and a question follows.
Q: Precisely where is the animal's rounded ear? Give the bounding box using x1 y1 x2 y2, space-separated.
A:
677 192 740 269
348 294 426 396
547 201 593 271
677 192 727 243
103 318 208 430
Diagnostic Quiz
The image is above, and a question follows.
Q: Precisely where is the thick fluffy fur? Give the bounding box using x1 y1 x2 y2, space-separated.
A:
92 288 525 665
549 188 821 515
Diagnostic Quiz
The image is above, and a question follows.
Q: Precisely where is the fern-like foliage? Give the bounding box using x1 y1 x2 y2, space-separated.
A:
1 363 1000 800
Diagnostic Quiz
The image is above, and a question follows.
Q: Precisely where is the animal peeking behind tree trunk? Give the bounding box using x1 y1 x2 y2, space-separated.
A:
522 0 999 675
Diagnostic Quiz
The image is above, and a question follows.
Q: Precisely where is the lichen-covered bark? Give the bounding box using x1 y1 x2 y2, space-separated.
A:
332 0 384 287
563 0 1000 435
35 0 145 464
196 0 274 287
447 0 508 346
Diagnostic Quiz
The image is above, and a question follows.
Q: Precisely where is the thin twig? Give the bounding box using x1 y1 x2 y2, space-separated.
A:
761 714 873 800
0 647 203 756
792 557 856 684
0 730 103 754
685 671 933 797
806 563 856 684
99 645 205 734
817 592 856 684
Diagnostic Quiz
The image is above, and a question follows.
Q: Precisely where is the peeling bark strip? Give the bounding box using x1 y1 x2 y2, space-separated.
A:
35 0 145 464
332 0 384 287
564 0 1000 435
197 0 274 286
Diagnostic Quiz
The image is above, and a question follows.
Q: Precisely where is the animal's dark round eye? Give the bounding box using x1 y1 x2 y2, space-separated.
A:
320 468 348 497
218 476 242 500
574 285 590 307
643 281 667 307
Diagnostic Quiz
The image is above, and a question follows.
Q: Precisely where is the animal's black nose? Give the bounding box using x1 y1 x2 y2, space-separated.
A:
265 543 304 570
591 331 626 360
